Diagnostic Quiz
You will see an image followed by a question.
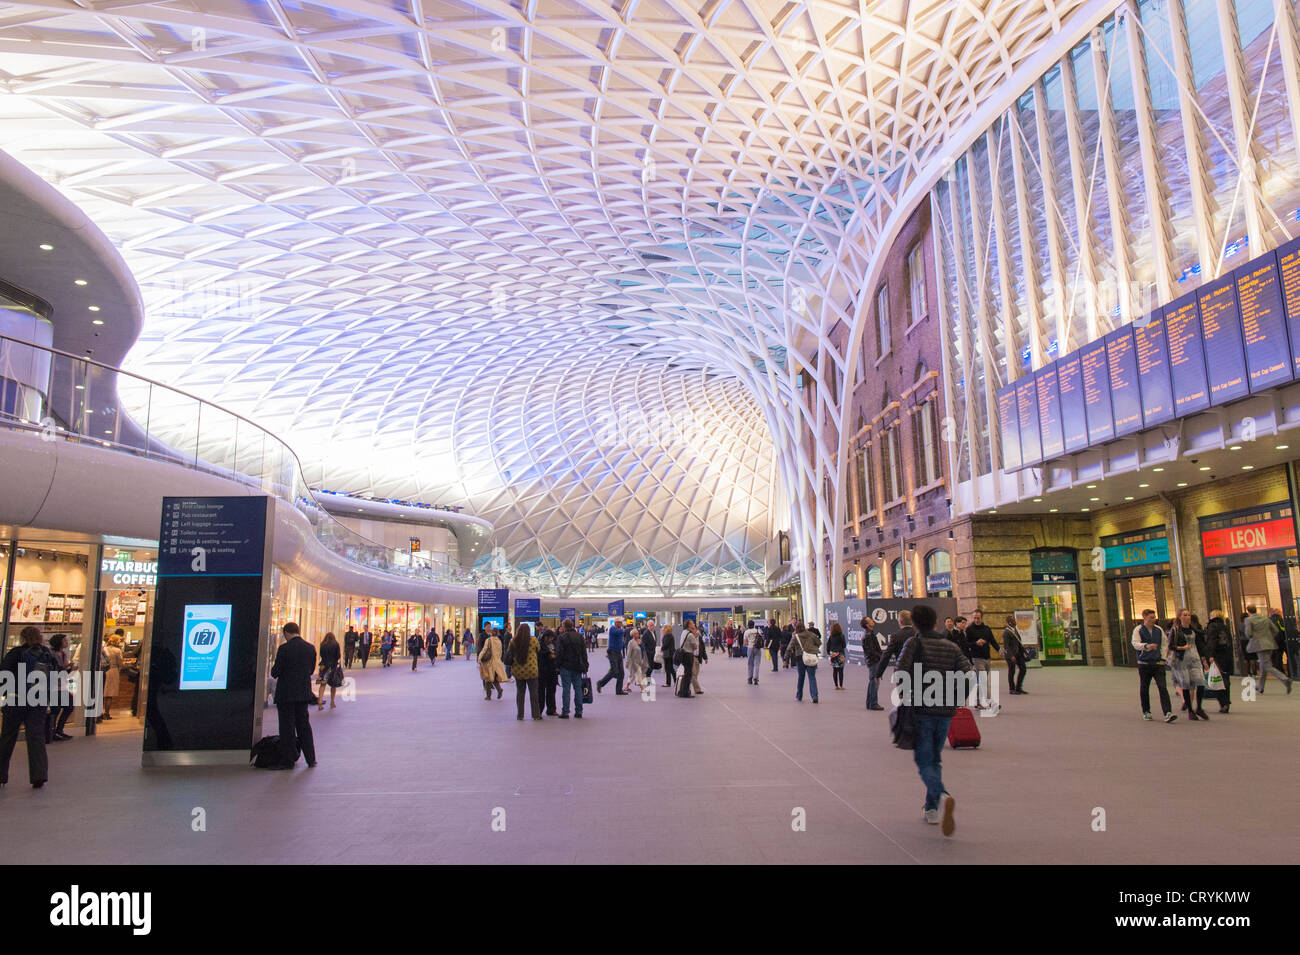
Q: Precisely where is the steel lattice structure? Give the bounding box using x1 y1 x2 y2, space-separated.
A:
0 0 1102 609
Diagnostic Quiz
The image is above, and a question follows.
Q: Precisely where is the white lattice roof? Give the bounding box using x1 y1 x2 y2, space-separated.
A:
0 0 1093 597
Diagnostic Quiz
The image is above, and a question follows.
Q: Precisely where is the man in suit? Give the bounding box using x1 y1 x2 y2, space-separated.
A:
270 622 317 769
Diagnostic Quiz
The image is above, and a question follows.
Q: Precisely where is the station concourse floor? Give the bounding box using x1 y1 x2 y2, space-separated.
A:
4 654 1298 865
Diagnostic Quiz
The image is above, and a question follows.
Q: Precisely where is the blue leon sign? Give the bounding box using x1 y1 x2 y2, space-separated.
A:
1104 538 1170 570
607 599 625 617
478 588 509 614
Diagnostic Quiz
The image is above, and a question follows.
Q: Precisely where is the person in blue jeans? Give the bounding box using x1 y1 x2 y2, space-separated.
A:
554 619 589 718
787 622 821 702
894 604 973 837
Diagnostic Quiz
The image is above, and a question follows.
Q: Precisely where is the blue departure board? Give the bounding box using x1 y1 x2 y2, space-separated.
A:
1016 375 1042 466
1106 327 1142 437
1133 310 1174 427
997 385 1021 471
1276 235 1300 378
1235 252 1293 392
1080 338 1114 444
1036 364 1065 460
1057 354 1089 452
1163 291 1210 416
1197 274 1250 406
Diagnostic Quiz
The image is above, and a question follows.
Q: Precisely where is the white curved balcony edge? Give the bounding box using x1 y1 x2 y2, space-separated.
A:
0 427 490 606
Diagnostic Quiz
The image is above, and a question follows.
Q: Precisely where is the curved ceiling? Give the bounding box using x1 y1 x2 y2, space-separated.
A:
0 0 1093 596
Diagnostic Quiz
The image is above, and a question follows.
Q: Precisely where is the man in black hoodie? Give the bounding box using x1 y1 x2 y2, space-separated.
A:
862 616 884 710
872 610 916 690
963 610 1000 710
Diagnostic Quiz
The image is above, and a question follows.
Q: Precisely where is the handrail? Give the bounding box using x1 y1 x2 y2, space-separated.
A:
0 329 524 591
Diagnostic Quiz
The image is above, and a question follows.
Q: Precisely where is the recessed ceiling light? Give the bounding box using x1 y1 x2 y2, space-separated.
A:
1124 496 1134 501
1152 467 1164 472
1049 508 1059 513
74 279 87 286
988 509 996 514
103 430 112 436
1229 445 1242 451
1177 482 1188 487
1086 484 1097 489
74 385 84 391
1277 445 1289 450
39 243 53 251
1138 483 1149 488
1242 465 1254 470
1199 466 1210 471
1081 507 1090 512
88 305 100 312
1090 497 1099 501
91 319 104 326
1032 497 1042 503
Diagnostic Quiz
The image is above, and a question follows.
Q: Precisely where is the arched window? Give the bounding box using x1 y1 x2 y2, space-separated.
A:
843 570 859 598
891 558 905 598
925 549 952 596
865 565 883 598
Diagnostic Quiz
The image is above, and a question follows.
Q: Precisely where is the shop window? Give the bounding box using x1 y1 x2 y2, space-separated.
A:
865 565 883 598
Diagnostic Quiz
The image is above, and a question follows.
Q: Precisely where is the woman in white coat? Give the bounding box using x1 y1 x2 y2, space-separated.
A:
101 633 124 721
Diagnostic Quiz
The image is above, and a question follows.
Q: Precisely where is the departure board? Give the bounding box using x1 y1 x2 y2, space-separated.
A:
1016 375 1042 466
1235 252 1293 392
1163 291 1210 416
1036 364 1065 460
1133 309 1174 427
1081 338 1114 444
1106 327 1142 437
1274 235 1300 378
997 384 1021 471
1057 354 1089 453
1197 275 1250 406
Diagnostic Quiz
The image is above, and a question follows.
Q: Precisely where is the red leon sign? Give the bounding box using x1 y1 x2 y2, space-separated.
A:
1201 518 1297 557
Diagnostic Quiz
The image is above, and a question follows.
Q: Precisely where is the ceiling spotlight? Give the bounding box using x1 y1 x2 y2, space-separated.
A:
1199 466 1210 471
1277 445 1289 450
74 385 84 391
39 243 53 251
1242 465 1254 470
1138 483 1149 488
1229 444 1242 451
74 279 87 286
1089 497 1099 501
92 320 104 326
1032 497 1042 502
1124 496 1134 501
1086 484 1097 489
1080 507 1090 512
1049 508 1059 513
1177 482 1188 487
88 305 100 312
1152 467 1164 472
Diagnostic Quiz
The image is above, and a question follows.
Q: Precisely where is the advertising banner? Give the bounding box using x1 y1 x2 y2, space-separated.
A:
179 604 233 691
607 599 625 617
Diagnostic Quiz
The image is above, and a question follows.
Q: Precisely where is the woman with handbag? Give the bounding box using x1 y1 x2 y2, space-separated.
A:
660 625 676 687
676 622 699 698
788 622 821 703
506 624 542 721
478 626 506 700
316 632 342 710
826 623 847 691
1203 610 1233 712
1168 609 1208 720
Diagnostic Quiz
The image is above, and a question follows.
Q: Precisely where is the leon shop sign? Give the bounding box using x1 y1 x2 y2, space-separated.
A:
1200 518 1296 558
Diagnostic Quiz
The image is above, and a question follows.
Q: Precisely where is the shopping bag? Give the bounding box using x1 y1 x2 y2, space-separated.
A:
1205 661 1225 691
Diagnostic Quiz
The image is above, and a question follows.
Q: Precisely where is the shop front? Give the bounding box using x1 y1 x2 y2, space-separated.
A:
1029 548 1087 665
1101 527 1175 667
1200 503 1299 674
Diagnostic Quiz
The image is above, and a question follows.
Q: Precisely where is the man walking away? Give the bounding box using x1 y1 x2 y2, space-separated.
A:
963 610 1000 710
555 619 589 718
862 617 884 710
1245 605 1293 694
1132 609 1177 721
270 622 317 769
872 610 915 688
596 618 627 694
767 621 782 672
744 621 763 684
408 630 424 670
444 629 455 661
1000 615 1027 694
343 627 358 669
895 604 971 836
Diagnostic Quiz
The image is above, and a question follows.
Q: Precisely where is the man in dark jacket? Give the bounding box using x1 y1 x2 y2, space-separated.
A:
407 630 424 670
661 625 677 686
555 619 589 718
270 622 317 769
597 619 626 694
963 610 1000 709
895 604 972 836
872 610 915 684
343 627 358 669
780 624 794 669
861 617 884 710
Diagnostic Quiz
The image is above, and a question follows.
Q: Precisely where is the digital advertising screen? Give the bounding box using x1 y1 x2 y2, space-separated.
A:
1080 338 1115 444
996 384 1022 470
1056 354 1089 452
480 614 506 634
1163 292 1211 416
1276 235 1300 377
1197 274 1250 406
1035 364 1065 460
1133 310 1174 427
179 604 232 691
1015 375 1042 466
1235 252 1293 393
1105 327 1142 437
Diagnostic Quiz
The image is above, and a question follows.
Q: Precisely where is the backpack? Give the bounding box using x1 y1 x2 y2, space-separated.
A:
250 735 299 769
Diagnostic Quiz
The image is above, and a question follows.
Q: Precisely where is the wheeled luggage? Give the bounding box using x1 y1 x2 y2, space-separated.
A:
946 707 980 749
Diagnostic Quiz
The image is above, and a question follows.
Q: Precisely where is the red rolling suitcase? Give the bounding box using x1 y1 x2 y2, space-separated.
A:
947 707 981 749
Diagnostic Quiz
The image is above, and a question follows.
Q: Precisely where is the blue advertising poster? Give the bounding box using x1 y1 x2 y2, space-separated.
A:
1276 235 1300 378
1198 274 1250 406
559 608 577 621
1057 354 1089 452
606 599 625 617
996 383 1021 470
1035 365 1065 460
1235 252 1294 393
179 604 232 691
1015 375 1042 466
158 497 269 577
514 597 540 616
1105 327 1142 437
682 611 697 622
1164 292 1211 416
1080 338 1114 444
478 588 509 614
633 611 647 620
1134 310 1174 427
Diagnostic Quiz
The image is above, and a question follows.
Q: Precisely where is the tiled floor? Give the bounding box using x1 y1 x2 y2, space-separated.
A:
3 654 1297 864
